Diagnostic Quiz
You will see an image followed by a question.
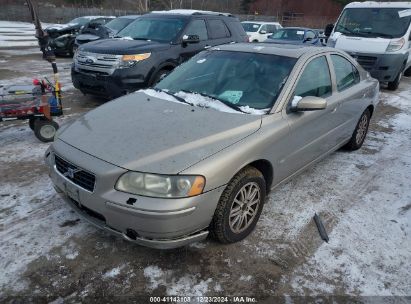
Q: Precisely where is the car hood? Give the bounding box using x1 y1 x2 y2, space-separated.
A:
79 38 170 54
333 34 390 54
265 39 304 45
56 91 262 174
76 34 101 42
46 23 80 32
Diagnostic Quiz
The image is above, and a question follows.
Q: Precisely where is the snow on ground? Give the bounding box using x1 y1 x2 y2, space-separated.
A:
278 91 411 295
0 21 43 48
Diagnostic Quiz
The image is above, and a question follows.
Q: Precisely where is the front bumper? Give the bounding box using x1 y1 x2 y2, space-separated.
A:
347 52 407 82
45 141 223 249
71 63 153 98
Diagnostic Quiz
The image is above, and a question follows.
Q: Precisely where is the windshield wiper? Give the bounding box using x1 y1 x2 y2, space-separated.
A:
336 25 366 37
153 88 193 106
359 31 394 38
181 90 246 113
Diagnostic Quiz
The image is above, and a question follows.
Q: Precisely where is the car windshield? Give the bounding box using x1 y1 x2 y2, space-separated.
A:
105 18 135 33
69 17 92 26
242 23 261 32
155 50 297 112
335 8 411 38
269 28 305 40
117 17 186 42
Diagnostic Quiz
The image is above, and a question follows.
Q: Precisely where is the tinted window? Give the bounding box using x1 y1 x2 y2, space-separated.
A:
266 24 278 33
295 56 332 98
105 18 135 32
208 19 230 39
118 18 186 42
331 55 360 91
156 51 297 111
184 19 208 40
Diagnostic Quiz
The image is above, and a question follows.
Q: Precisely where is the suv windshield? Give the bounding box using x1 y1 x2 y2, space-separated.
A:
117 17 186 42
242 23 261 32
156 50 296 111
105 18 135 33
269 28 305 40
335 8 411 38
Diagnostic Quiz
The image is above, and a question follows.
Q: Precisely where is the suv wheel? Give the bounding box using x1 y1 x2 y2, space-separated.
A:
387 70 402 91
404 66 411 77
210 166 266 243
343 109 371 151
34 119 59 143
153 69 171 85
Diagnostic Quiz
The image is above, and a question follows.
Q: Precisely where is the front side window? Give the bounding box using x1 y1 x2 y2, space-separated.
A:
208 19 230 39
184 19 208 40
106 18 134 33
335 8 411 38
294 56 332 98
331 55 360 91
156 51 297 111
266 24 277 33
118 18 186 42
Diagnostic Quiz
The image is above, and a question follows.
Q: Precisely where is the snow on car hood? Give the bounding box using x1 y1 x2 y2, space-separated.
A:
56 91 262 173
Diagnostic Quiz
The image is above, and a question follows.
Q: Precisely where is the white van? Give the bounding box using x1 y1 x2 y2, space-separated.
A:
326 1 411 90
241 21 282 42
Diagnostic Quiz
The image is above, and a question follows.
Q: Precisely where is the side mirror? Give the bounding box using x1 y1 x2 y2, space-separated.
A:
259 30 267 34
291 96 327 112
324 23 334 37
182 34 200 44
303 37 313 42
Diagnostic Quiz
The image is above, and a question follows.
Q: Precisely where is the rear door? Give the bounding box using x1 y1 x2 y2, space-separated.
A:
329 54 369 142
206 18 233 47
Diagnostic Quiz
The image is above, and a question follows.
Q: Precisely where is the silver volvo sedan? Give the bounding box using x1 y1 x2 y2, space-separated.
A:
45 44 379 249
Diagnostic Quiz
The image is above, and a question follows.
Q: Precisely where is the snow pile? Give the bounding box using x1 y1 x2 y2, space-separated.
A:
0 21 42 48
141 89 266 115
143 265 214 296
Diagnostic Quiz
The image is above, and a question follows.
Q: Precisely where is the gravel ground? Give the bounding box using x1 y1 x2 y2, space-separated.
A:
1 22 410 303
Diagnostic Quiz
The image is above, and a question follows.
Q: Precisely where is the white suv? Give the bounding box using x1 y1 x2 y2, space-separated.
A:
241 21 282 42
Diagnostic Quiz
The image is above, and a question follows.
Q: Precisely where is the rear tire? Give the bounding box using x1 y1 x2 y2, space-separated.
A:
210 166 266 244
387 70 402 91
404 66 411 77
343 109 371 151
34 119 59 143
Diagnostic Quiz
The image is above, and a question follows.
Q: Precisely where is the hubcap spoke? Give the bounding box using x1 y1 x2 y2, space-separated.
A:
229 182 261 234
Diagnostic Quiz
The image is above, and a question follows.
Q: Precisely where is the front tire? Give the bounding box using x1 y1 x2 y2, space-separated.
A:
404 66 411 77
387 70 402 91
152 69 171 85
210 166 266 243
343 109 371 151
34 119 59 143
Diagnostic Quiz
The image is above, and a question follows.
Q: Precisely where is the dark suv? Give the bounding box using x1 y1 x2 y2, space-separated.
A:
71 10 248 98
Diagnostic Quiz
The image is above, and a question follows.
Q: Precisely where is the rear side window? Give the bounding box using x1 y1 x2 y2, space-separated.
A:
184 19 208 40
331 55 360 91
208 19 231 39
295 56 332 98
305 30 316 39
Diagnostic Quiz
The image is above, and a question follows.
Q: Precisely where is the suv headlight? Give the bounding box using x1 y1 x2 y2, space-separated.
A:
118 53 151 68
386 38 405 52
115 172 205 198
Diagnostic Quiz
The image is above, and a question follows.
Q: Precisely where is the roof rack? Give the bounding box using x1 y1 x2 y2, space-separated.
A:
151 9 234 17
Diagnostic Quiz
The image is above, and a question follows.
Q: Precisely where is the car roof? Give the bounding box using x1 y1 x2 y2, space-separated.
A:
241 21 281 25
281 27 312 31
118 15 140 19
346 1 411 9
213 43 336 58
150 9 234 17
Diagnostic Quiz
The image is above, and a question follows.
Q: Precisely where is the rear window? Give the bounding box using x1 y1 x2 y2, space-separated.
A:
208 19 231 39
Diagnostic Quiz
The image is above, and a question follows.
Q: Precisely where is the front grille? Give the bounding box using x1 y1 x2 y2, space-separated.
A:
350 54 377 70
55 154 96 192
75 51 121 75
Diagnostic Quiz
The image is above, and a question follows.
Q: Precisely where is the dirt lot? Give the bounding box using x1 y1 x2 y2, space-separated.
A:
1 31 411 302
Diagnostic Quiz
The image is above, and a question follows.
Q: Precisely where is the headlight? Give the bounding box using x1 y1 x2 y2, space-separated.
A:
386 38 405 52
118 53 151 68
115 172 205 198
